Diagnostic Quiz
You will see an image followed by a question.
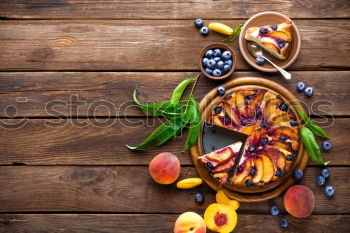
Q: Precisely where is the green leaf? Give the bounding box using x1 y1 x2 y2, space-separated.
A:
301 127 330 166
224 24 243 42
133 90 183 118
170 77 195 103
184 96 201 151
296 107 329 138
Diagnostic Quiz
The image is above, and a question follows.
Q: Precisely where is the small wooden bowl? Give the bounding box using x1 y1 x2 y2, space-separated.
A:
199 43 237 80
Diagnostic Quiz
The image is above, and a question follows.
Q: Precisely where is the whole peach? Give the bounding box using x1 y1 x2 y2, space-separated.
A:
174 212 206 233
284 185 315 218
149 152 180 184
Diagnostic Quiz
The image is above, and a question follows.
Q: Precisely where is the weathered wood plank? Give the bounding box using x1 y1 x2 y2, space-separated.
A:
0 0 349 19
0 166 348 214
0 214 349 233
0 71 348 117
0 20 349 71
0 118 346 166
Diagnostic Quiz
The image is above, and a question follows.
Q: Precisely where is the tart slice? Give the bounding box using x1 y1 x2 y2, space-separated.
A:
199 141 243 186
245 22 293 60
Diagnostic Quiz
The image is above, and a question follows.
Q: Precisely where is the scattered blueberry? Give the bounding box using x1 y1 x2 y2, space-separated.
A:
256 56 265 65
205 68 213 76
216 60 224 70
324 185 335 197
294 169 303 180
250 167 256 177
279 218 288 228
259 27 268 35
279 103 289 112
260 120 267 128
259 137 268 146
213 49 222 57
224 59 233 66
279 135 287 142
278 40 286 49
194 18 204 29
322 140 331 151
214 56 221 63
205 50 214 58
213 69 222 77
270 206 280 216
321 168 330 178
290 119 298 127
271 25 278 31
316 175 326 186
275 168 283 177
296 82 306 92
207 59 216 69
223 65 231 74
200 27 209 36
245 179 255 187
217 86 226 96
221 51 232 60
214 106 222 115
286 154 296 161
304 87 313 97
195 192 204 203
202 57 209 67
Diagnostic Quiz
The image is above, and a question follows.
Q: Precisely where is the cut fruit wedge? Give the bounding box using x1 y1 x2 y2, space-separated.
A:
233 159 252 185
259 154 274 183
208 22 234 36
252 157 264 183
176 178 203 189
216 190 240 210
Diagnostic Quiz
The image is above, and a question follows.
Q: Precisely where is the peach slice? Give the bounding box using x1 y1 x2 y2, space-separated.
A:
176 178 203 189
268 31 290 41
224 92 236 105
284 185 315 218
212 115 224 127
259 154 274 183
262 41 279 53
204 203 237 233
223 102 241 126
265 145 292 157
233 159 252 185
266 149 286 174
260 91 277 110
252 157 264 183
200 147 233 164
268 140 291 152
149 152 180 184
216 190 240 210
270 126 299 140
174 212 206 233
248 90 265 117
235 91 246 117
263 99 281 122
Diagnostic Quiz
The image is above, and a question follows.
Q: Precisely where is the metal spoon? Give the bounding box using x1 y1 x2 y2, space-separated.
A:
248 42 291 80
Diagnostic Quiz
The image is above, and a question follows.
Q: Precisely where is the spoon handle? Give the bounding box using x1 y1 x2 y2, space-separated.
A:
262 56 292 80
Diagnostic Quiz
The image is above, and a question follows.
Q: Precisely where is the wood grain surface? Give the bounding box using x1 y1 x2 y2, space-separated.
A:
0 20 349 71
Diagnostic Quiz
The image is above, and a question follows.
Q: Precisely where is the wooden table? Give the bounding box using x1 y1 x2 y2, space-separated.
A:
0 1 349 232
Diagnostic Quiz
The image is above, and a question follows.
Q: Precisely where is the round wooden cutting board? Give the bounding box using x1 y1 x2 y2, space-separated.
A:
189 77 309 202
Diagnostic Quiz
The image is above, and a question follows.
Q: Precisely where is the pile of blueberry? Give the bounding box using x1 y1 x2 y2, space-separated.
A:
194 18 209 36
202 48 233 77
296 81 313 97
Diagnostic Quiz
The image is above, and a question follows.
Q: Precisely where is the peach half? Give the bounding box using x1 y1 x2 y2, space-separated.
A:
204 203 237 233
284 185 315 218
149 152 180 184
216 190 240 210
174 212 206 233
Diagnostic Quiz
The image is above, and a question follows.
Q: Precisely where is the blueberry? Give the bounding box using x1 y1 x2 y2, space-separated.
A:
278 40 286 49
260 120 267 128
223 65 231 74
200 27 209 36
205 68 213 76
205 162 213 172
205 49 214 58
224 115 231 124
271 25 278 31
256 56 265 65
321 168 330 178
259 28 268 35
224 59 233 66
221 51 232 60
245 95 254 101
275 168 283 177
207 59 216 69
279 103 289 112
214 56 221 63
279 218 288 228
322 140 331 151
304 87 313 97
194 18 204 29
250 167 256 177
241 119 250 125
294 169 303 180
217 86 226 96
216 61 224 70
296 82 306 92
324 185 335 197
290 119 298 127
214 106 222 114
255 108 262 118
245 179 255 187
270 205 280 216
213 69 222 77
225 94 232 100
249 145 255 152
202 57 209 67
213 48 222 57
195 192 204 203
286 154 296 161
259 137 268 146
316 175 326 186
279 135 287 142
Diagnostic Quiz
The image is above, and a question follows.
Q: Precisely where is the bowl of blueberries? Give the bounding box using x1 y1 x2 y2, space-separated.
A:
199 43 236 80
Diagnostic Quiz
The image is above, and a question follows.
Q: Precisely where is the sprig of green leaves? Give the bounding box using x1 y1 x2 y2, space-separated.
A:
224 24 243 42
